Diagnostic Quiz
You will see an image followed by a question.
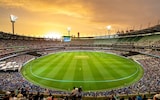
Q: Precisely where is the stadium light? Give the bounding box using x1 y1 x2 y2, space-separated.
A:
10 14 18 34
106 25 111 38
67 27 71 36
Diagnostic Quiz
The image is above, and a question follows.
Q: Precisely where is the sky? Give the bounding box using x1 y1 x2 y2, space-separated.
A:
0 0 160 38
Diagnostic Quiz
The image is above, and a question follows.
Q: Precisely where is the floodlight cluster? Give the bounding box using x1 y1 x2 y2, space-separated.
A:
10 14 18 22
106 25 111 30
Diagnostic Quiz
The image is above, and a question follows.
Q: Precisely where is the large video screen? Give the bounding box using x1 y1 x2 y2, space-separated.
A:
63 36 71 42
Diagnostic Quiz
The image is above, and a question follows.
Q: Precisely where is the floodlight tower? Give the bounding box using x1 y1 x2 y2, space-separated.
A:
10 14 18 34
106 25 111 38
67 27 71 36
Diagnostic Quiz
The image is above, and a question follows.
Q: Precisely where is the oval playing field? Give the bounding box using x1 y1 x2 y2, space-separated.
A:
21 51 144 91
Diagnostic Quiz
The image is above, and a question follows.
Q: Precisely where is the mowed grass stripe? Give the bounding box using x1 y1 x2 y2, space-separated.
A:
115 59 139 77
25 53 69 88
61 55 78 89
82 58 95 81
47 53 72 77
82 53 98 90
91 52 119 79
41 54 70 78
22 64 56 89
32 53 60 68
83 60 99 90
31 56 52 71
92 52 123 79
87 52 105 81
92 52 114 90
93 52 137 79
22 51 143 91
35 53 75 89
32 53 66 75
73 58 84 87
62 55 77 81
73 52 84 81
52 53 74 80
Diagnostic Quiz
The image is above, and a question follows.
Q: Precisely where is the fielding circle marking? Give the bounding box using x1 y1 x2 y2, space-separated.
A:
29 59 139 83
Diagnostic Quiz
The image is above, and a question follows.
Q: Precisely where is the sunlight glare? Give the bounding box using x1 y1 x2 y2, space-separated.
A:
44 32 62 40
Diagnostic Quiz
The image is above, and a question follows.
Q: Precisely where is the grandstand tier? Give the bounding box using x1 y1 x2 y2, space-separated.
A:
0 25 160 99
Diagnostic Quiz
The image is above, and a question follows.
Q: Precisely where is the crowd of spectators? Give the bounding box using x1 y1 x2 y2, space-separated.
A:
152 40 160 48
149 49 160 57
0 55 35 71
0 38 62 58
0 31 160 99
0 51 160 99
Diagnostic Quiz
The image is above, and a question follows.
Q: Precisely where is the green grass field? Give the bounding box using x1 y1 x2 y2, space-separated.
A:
21 51 144 91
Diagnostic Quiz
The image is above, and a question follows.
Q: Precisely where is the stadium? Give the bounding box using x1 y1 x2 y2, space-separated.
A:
0 24 160 100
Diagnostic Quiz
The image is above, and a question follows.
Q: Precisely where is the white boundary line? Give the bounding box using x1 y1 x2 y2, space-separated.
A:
29 52 140 83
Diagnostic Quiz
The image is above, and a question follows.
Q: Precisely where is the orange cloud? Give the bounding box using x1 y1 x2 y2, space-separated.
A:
0 0 160 37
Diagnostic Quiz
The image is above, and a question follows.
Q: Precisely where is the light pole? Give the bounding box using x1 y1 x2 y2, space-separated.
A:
106 25 111 38
67 27 71 36
10 14 18 34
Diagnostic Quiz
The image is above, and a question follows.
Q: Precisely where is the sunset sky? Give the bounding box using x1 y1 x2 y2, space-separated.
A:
0 0 160 37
